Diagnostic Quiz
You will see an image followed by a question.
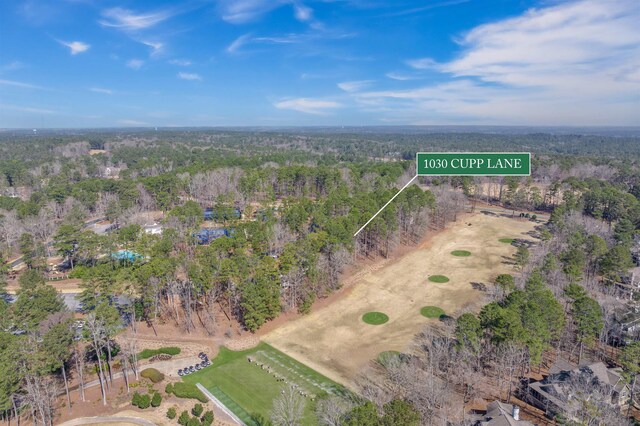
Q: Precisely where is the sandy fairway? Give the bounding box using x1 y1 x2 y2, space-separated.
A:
264 211 538 385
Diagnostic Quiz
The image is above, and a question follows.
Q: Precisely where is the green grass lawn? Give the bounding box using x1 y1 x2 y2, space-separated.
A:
499 237 515 244
362 311 389 325
182 342 348 426
420 306 446 318
450 250 472 257
428 275 450 283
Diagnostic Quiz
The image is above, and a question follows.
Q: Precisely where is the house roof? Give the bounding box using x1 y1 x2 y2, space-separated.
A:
478 401 533 426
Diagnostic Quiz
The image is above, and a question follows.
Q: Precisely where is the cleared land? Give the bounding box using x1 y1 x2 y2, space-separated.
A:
183 343 347 426
264 211 538 385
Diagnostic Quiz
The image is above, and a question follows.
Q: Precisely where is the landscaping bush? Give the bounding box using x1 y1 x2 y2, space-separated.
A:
178 410 190 426
131 392 141 407
187 417 201 426
167 407 177 419
138 394 151 409
170 382 208 403
192 403 203 417
165 383 174 395
138 346 181 360
151 392 162 407
140 368 165 383
201 410 214 426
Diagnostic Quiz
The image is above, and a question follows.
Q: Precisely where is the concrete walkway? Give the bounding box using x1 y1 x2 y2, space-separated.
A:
58 415 157 426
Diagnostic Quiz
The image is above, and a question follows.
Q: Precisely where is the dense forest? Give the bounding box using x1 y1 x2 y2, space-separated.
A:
1 130 639 425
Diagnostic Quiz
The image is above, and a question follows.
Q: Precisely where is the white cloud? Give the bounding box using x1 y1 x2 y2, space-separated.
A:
274 98 341 114
337 80 374 92
177 72 202 81
126 59 144 70
169 59 192 66
293 2 312 21
89 87 113 95
227 34 252 53
58 40 90 55
218 0 314 24
0 79 44 90
367 0 640 125
218 0 281 24
0 61 26 73
100 7 172 31
0 103 55 114
141 40 163 57
385 72 422 81
118 119 147 126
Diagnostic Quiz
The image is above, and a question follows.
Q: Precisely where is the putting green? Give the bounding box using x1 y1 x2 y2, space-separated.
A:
362 312 389 325
428 275 450 283
499 238 515 244
451 250 472 257
420 306 445 318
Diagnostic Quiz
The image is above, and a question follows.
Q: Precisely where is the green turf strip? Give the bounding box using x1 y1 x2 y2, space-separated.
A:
428 275 450 283
420 306 446 318
362 311 390 325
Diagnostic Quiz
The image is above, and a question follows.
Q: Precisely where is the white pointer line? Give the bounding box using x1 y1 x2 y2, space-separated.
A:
353 174 418 237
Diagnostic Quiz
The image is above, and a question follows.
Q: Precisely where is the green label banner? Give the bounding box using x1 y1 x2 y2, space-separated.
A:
416 152 530 176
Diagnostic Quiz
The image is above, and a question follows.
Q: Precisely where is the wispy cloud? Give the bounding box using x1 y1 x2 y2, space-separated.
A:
385 0 470 17
126 59 144 70
385 72 423 81
118 119 147 126
218 0 314 24
0 103 56 114
0 79 44 90
57 40 90 55
89 87 113 95
274 98 341 114
177 72 202 81
169 59 192 66
141 40 164 57
100 7 173 31
362 0 640 125
337 80 374 92
227 34 252 53
0 61 26 73
293 2 313 21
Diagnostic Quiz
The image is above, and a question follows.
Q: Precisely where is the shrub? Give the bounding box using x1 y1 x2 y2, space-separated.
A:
187 417 201 426
138 394 151 409
531 214 537 220
138 347 181 360
140 368 165 383
165 383 174 395
192 403 203 417
201 411 214 426
131 392 141 407
151 392 162 407
171 382 208 403
178 410 190 426
167 407 177 419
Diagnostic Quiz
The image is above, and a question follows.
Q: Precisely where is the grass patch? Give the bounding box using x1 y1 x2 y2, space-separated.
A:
183 342 348 426
420 306 446 318
138 346 181 360
428 275 450 283
451 250 471 257
499 238 515 244
362 312 389 325
377 351 401 365
140 368 164 383
169 382 208 403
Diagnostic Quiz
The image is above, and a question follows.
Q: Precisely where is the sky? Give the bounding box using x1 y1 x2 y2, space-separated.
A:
0 0 639 128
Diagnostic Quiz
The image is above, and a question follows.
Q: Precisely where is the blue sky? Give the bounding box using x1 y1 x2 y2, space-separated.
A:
0 0 639 128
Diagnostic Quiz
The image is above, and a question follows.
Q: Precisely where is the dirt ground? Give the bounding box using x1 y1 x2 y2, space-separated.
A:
264 210 539 385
